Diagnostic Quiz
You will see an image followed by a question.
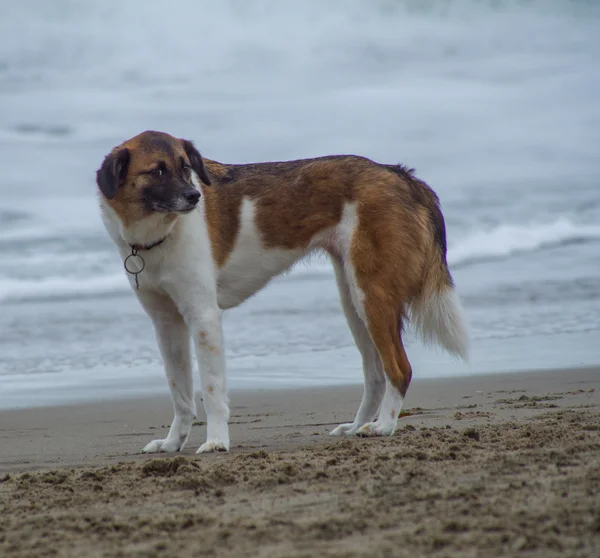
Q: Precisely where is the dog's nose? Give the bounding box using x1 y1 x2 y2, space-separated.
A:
183 189 201 204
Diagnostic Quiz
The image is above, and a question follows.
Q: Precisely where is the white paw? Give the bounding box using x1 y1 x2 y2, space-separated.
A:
356 421 397 437
329 423 359 436
196 439 229 454
141 438 182 454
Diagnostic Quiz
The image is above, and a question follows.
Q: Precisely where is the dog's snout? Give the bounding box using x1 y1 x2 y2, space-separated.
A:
184 189 201 204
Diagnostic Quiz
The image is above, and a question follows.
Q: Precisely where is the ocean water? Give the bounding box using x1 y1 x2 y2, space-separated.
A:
1 0 599 409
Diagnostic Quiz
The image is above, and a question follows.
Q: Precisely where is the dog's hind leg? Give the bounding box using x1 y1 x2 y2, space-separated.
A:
137 291 196 453
355 293 412 437
329 257 386 436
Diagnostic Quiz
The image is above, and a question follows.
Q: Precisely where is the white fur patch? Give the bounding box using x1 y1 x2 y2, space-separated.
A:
217 198 304 309
334 203 367 320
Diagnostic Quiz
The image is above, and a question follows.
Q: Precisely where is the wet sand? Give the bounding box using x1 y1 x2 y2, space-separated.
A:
1 368 599 557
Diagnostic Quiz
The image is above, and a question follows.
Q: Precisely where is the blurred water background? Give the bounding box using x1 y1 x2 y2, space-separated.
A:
1 0 599 408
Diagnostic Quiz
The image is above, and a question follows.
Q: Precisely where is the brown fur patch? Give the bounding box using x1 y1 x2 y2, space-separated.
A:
202 156 439 267
201 157 364 267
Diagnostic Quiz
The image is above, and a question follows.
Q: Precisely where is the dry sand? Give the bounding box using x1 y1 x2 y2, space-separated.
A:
1 368 599 557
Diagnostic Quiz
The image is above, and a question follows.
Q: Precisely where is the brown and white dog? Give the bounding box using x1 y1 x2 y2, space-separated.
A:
97 130 468 454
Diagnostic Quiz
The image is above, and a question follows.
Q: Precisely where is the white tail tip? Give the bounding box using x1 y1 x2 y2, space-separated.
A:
410 287 470 361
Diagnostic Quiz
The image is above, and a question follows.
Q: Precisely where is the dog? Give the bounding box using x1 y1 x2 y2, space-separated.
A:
96 130 469 454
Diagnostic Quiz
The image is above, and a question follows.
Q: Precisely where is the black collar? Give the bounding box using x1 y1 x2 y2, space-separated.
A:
129 236 167 252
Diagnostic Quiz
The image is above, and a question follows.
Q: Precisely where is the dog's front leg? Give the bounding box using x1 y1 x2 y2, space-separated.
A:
188 307 230 453
137 291 196 454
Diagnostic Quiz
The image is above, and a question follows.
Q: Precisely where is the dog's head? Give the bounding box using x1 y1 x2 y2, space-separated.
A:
96 131 211 219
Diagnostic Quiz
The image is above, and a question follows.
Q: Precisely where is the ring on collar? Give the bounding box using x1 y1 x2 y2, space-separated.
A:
124 247 146 290
123 237 166 290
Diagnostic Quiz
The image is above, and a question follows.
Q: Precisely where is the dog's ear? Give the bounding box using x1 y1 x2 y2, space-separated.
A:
182 139 212 186
96 148 130 199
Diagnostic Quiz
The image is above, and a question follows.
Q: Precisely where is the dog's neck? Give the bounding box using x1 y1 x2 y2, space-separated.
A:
100 198 179 252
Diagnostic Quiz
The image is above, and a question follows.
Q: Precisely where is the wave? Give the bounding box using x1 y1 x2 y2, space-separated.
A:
292 217 600 277
448 218 600 268
2 218 599 303
0 274 129 303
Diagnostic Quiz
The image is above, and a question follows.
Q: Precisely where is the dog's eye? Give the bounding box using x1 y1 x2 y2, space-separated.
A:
150 168 163 178
182 165 191 176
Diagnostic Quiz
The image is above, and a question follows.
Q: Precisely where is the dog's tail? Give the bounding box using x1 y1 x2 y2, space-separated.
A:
408 200 470 361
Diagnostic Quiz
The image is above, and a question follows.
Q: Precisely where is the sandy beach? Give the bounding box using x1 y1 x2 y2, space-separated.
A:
1 367 598 557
